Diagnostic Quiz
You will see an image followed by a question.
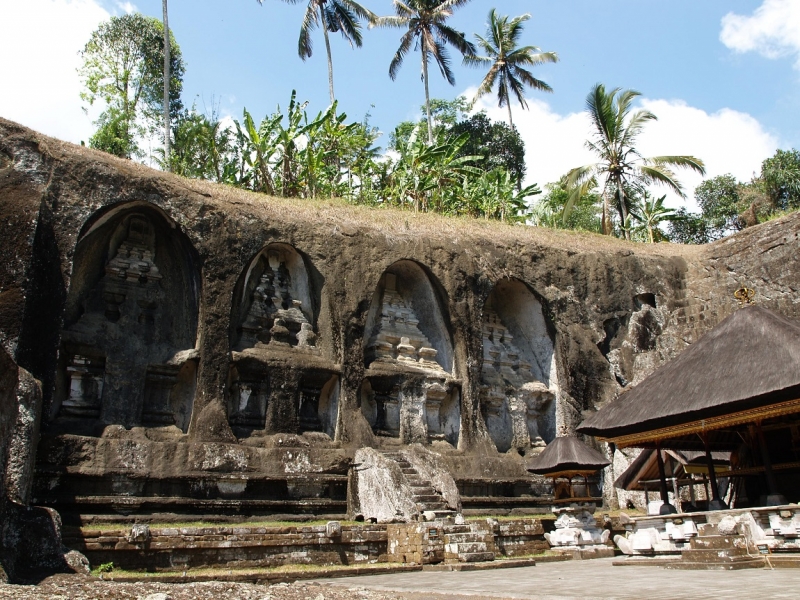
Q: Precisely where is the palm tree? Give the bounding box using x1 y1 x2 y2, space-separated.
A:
162 0 170 168
564 84 706 238
464 9 558 129
377 0 475 145
259 1 377 105
629 193 678 243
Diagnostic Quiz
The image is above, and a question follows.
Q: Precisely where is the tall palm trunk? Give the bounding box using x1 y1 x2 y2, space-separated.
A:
162 0 170 169
421 37 433 145
506 98 514 130
320 3 335 104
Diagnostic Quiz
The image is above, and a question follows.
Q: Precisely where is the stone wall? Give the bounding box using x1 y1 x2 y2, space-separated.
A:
1 118 799 526
64 523 386 571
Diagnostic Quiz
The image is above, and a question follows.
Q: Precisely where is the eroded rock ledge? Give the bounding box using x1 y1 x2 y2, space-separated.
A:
0 119 798 572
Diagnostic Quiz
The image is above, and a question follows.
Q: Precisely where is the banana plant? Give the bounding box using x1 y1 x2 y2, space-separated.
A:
234 107 281 194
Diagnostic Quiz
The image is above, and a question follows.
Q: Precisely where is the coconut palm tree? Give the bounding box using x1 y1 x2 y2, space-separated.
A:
629 193 678 243
377 0 475 145
162 0 170 168
563 84 705 238
464 9 558 129
258 1 377 104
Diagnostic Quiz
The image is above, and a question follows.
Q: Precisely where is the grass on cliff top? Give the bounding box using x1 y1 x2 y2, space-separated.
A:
22 124 701 259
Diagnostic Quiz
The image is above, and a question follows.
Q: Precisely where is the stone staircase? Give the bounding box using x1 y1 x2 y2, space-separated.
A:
667 523 765 570
443 523 496 563
381 451 455 519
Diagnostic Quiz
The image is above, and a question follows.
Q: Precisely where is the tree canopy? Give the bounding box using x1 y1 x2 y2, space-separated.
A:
79 13 184 158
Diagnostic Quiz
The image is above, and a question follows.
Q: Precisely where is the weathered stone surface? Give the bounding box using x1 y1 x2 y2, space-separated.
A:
403 444 461 512
349 448 418 523
4 367 42 504
1 118 800 562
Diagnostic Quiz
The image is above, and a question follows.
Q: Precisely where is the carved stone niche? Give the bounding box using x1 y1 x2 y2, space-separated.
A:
232 244 318 354
228 362 340 439
54 208 200 433
480 279 558 455
228 243 340 440
360 376 460 446
361 261 460 447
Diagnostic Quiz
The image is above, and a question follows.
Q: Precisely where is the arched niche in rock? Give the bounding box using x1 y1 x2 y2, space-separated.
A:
480 278 558 454
360 261 459 446
54 204 200 433
230 243 317 352
228 243 339 440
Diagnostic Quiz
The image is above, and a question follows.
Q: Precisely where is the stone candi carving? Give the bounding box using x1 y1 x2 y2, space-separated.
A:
238 251 317 352
58 214 197 430
362 273 459 445
480 309 554 453
366 274 441 370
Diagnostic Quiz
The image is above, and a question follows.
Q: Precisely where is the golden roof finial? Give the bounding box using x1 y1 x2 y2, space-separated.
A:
734 287 756 306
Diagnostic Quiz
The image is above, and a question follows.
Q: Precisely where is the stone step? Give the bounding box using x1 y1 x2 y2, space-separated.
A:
666 557 765 571
455 551 496 563
434 510 457 519
444 532 492 544
681 548 752 563
401 468 418 475
696 523 719 536
412 494 442 503
418 502 448 511
690 535 747 550
410 486 436 494
446 541 489 555
443 524 471 534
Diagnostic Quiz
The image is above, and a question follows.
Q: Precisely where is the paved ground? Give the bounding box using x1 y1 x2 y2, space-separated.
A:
313 558 799 600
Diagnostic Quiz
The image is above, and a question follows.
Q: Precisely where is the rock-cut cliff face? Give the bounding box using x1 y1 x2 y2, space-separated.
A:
0 118 798 524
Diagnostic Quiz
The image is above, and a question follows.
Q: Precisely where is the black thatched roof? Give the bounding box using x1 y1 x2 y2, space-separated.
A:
578 305 800 441
527 436 610 475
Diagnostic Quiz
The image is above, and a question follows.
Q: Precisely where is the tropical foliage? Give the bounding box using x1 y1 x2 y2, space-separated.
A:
465 9 558 128
79 13 184 158
378 0 475 144
80 9 800 243
563 84 705 238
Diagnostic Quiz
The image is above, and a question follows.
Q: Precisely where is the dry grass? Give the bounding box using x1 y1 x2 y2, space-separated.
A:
4 118 704 260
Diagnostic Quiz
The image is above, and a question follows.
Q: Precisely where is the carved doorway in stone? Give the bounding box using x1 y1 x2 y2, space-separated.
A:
54 204 200 433
480 278 558 454
361 261 460 447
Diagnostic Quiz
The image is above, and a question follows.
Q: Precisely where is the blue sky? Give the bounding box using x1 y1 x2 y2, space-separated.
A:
3 0 800 206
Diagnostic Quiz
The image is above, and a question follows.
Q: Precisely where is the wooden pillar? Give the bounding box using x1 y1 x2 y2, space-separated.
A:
702 433 727 510
755 422 787 506
655 442 677 514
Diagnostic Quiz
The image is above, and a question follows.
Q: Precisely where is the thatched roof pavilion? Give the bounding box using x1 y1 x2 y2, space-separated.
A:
528 436 610 477
578 304 800 508
578 305 800 448
528 436 610 503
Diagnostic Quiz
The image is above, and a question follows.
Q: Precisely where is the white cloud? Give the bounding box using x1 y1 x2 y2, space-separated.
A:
0 0 110 144
469 94 779 212
721 0 800 68
636 99 778 209
115 1 137 14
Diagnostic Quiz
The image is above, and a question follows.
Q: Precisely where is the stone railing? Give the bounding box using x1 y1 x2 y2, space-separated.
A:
64 522 386 571
65 518 552 571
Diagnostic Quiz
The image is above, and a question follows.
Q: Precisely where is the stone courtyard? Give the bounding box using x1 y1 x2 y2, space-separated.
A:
1 558 798 600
